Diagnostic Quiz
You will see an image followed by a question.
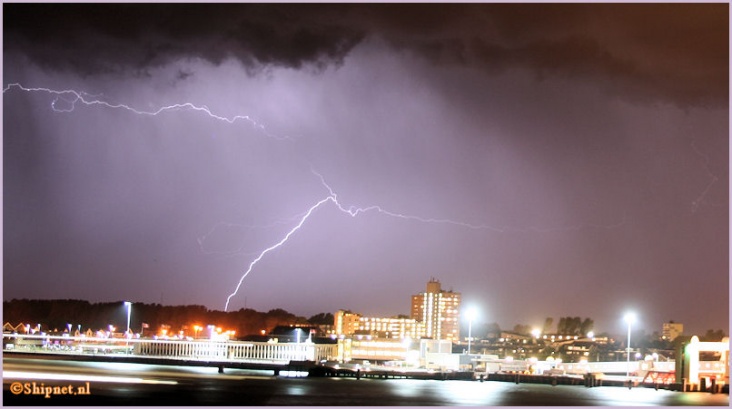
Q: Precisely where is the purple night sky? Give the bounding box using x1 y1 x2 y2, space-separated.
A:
3 4 728 336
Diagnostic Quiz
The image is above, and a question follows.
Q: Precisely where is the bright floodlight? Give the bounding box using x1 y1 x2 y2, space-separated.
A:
624 312 636 325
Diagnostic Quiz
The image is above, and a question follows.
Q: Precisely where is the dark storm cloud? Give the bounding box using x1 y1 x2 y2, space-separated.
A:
4 4 365 74
363 4 728 106
5 4 726 105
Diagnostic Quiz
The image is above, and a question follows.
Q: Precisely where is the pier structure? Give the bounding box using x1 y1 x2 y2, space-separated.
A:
3 333 338 375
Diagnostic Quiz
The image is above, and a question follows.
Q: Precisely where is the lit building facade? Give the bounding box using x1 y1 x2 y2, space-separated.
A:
662 321 684 341
334 310 362 336
334 310 424 339
334 279 461 343
411 278 461 342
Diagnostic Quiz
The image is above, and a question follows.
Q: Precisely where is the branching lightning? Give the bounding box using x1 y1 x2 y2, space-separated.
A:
5 82 628 312
2 83 288 140
314 170 628 233
222 169 628 311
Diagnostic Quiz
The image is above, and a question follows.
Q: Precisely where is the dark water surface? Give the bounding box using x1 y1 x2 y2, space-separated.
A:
3 357 728 406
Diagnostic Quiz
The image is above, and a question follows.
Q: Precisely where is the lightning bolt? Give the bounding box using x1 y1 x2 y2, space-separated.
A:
313 170 627 233
224 195 336 311
222 169 628 311
690 139 721 213
197 215 315 258
2 83 288 140
4 82 628 311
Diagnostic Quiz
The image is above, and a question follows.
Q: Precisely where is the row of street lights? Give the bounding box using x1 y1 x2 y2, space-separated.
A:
27 301 133 337
126 302 638 379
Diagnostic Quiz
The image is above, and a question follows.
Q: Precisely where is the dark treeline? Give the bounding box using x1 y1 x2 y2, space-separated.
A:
3 299 333 337
489 317 596 338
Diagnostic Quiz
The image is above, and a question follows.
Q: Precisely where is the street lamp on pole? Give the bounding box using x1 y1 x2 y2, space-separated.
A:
624 312 636 380
465 308 478 355
124 302 132 336
124 301 133 354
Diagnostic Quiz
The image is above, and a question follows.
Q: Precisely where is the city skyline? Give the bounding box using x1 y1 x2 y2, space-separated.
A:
2 295 706 343
3 4 728 337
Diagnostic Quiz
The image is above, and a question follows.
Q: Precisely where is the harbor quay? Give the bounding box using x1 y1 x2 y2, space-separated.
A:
3 332 728 395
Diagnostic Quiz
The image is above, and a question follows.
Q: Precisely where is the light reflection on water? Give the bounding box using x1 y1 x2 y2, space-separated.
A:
385 379 500 405
5 357 729 406
365 379 729 406
283 385 309 396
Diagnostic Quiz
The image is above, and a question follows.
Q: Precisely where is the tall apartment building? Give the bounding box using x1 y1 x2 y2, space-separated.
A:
333 279 462 342
662 321 684 341
411 278 461 342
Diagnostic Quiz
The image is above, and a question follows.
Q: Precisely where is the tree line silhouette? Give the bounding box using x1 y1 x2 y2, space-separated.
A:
3 299 334 337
